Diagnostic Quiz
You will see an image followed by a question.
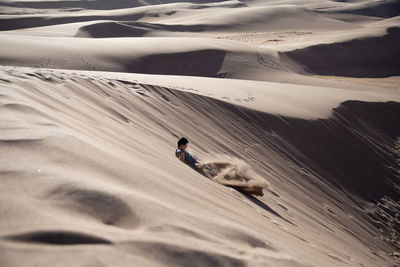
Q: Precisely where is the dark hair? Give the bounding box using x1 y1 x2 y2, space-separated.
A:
178 137 188 147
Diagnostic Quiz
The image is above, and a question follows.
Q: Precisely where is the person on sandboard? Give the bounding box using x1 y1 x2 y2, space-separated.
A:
175 137 216 175
175 137 263 196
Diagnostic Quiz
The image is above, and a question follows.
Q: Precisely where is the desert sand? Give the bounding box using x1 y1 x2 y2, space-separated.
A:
0 0 399 266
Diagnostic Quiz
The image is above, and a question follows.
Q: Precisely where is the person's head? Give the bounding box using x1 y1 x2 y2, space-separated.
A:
177 137 188 149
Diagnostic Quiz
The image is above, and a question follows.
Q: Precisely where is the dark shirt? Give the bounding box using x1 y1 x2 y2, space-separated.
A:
175 149 200 168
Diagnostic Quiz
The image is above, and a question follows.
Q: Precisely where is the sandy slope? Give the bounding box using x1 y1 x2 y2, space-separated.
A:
1 0 400 266
1 66 399 267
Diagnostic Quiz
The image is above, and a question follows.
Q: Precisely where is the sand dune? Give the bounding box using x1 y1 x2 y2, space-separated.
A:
141 5 358 31
0 10 146 31
286 26 400 77
0 34 299 80
76 21 220 38
0 3 192 30
0 1 360 32
76 21 152 38
315 0 400 19
1 66 399 266
1 0 400 266
6 28 399 83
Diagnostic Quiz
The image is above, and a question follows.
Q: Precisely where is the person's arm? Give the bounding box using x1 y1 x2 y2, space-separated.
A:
178 152 185 163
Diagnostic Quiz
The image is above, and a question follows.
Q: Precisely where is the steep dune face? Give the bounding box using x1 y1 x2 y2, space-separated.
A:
315 0 400 19
0 67 399 266
244 100 400 201
285 27 400 78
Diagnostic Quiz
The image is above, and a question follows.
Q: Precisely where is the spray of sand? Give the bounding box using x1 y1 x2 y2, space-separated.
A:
201 156 269 189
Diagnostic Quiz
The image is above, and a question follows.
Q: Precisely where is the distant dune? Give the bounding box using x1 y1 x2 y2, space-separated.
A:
286 27 400 77
76 21 152 38
0 35 299 80
315 0 400 19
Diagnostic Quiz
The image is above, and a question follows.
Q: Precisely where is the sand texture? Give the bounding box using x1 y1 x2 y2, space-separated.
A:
0 0 399 266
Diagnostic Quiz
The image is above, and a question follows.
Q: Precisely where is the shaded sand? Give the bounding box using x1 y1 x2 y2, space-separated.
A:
285 27 400 77
0 0 400 266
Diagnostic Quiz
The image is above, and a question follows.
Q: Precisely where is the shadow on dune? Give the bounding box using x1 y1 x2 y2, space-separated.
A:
127 49 226 77
76 21 216 38
45 184 139 229
315 0 400 19
228 100 400 203
285 27 400 78
244 195 295 225
5 230 112 245
76 22 150 38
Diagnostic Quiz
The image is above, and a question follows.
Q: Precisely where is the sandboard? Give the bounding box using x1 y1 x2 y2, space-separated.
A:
228 185 264 196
